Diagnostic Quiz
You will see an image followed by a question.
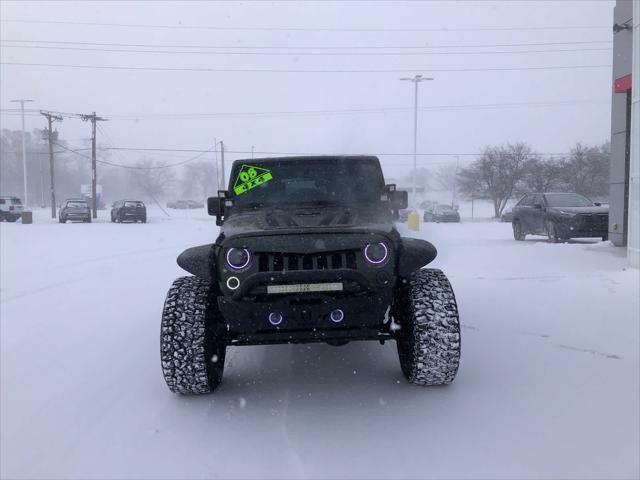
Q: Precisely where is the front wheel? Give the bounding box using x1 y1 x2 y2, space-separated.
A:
546 221 563 243
512 221 525 241
160 276 226 394
393 269 461 386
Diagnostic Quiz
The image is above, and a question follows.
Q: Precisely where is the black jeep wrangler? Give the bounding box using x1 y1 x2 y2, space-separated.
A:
160 156 461 394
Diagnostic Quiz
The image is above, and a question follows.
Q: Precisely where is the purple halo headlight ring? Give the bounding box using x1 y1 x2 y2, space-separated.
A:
363 242 389 266
225 248 251 271
329 309 344 323
268 312 283 326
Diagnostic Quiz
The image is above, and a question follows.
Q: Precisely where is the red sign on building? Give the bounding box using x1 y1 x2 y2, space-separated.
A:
615 74 632 93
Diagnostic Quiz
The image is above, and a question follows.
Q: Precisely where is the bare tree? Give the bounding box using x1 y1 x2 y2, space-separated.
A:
434 164 459 205
130 157 176 202
458 142 532 217
404 167 431 192
181 160 218 200
520 156 564 194
560 142 610 197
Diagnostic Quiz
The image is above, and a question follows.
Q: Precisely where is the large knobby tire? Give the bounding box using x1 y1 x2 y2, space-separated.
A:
393 269 461 386
512 220 525 241
160 276 226 394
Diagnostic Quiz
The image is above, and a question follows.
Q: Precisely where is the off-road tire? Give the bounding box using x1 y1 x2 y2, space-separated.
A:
512 220 525 241
393 269 461 386
160 276 226 394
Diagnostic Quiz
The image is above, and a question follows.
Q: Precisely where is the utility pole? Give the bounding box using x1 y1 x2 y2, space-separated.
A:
220 140 226 190
453 155 460 207
80 112 106 219
214 138 221 190
399 75 433 206
11 99 34 206
40 111 63 219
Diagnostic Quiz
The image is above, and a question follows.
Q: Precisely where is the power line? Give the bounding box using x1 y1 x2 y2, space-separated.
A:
0 44 612 56
100 146 574 157
0 38 613 50
0 61 612 74
54 141 217 169
0 18 611 32
0 99 610 122
104 99 609 120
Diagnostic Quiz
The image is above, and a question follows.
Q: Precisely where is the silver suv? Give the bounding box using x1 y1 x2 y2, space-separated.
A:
0 196 24 222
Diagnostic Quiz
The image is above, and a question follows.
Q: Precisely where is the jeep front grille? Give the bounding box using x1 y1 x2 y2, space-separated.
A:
257 251 358 272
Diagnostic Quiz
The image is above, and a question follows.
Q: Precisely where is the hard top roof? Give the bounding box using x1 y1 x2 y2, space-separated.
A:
230 155 380 167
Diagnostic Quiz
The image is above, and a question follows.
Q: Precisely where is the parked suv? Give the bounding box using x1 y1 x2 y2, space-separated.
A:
0 196 24 222
59 199 91 223
111 200 147 223
511 192 608 242
160 156 461 394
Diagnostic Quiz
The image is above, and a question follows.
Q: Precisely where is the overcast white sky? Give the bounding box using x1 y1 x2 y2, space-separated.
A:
0 0 614 180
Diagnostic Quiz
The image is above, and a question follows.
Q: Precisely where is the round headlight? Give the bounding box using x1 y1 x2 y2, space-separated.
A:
225 248 251 270
363 242 389 265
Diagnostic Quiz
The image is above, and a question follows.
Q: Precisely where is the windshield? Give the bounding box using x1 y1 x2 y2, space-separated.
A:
435 205 454 212
67 201 88 208
229 157 384 208
545 193 594 208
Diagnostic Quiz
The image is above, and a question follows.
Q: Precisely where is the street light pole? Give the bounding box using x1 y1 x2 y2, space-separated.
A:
399 75 433 206
10 99 34 206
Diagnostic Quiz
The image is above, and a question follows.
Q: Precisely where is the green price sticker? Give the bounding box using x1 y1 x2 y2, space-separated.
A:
233 164 273 195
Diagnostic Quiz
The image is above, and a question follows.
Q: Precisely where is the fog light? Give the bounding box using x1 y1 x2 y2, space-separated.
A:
226 276 240 290
268 312 283 326
329 309 344 323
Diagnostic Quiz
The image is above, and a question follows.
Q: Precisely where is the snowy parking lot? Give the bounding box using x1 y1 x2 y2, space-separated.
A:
1 208 638 479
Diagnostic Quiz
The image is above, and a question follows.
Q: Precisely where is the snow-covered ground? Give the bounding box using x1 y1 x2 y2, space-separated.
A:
1 207 639 479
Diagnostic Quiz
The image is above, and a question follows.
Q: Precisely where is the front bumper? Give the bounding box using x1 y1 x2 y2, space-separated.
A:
65 212 91 220
555 214 608 238
219 289 392 345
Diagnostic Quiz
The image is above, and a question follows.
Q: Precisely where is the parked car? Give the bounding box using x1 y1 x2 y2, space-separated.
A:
397 208 410 222
0 196 24 222
111 200 147 223
419 200 436 210
59 199 91 223
424 204 461 223
501 209 514 223
511 192 609 242
167 200 203 209
160 155 460 394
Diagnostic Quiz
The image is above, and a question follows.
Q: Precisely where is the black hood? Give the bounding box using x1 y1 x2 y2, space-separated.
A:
548 205 609 214
221 205 394 238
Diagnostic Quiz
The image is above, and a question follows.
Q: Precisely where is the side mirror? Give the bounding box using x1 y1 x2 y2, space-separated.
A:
594 202 602 206
207 197 223 216
389 190 408 210
208 191 231 226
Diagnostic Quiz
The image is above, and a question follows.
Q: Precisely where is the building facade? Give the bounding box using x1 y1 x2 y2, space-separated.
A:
610 0 639 267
